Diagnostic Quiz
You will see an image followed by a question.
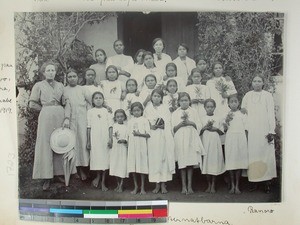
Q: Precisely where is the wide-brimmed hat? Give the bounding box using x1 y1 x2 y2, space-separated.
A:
50 128 75 154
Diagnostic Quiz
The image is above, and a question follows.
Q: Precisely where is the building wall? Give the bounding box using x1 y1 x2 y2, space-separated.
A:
77 16 118 59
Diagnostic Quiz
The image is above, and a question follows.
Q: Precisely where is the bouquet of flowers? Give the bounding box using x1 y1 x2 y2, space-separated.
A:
168 95 178 111
265 134 274 144
113 131 120 140
206 119 215 129
225 112 234 126
194 86 203 99
181 111 189 121
99 82 104 89
126 99 132 111
215 78 233 103
110 87 117 94
133 123 139 132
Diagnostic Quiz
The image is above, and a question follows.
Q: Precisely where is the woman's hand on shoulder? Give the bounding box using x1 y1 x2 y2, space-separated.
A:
150 124 158 130
240 108 248 115
224 75 232 82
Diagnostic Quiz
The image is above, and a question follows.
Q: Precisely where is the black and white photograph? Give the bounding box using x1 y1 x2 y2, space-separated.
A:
15 11 284 203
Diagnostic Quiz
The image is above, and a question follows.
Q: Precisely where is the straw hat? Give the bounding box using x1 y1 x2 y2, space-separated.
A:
50 128 75 154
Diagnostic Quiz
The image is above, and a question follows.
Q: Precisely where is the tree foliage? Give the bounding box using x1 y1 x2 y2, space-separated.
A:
15 12 116 167
15 12 116 88
196 12 283 97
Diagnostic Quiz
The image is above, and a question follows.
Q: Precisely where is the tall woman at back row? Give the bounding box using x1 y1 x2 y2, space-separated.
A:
152 38 172 72
241 75 277 193
173 43 196 85
29 61 70 190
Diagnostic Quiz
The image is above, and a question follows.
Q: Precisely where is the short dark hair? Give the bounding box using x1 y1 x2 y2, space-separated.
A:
126 79 138 92
204 98 216 107
91 91 104 107
114 109 127 122
177 43 189 52
178 92 192 107
105 65 119 80
152 38 165 51
130 102 144 116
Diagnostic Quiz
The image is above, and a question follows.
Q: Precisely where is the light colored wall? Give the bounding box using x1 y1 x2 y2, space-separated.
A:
77 16 118 60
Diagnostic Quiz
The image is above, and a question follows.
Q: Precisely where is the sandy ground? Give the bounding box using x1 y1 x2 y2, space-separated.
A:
19 168 280 203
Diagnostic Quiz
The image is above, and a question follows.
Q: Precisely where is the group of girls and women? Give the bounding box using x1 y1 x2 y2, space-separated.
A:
29 38 277 195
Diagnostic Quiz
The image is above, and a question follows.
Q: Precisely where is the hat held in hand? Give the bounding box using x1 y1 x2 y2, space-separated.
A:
50 128 75 154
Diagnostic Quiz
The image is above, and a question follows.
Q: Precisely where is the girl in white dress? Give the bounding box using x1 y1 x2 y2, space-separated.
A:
152 38 172 72
139 51 164 87
171 92 206 194
131 49 146 91
83 68 103 109
106 40 134 89
144 89 175 194
224 95 248 194
86 92 112 191
173 43 196 85
89 49 107 85
64 69 91 181
192 55 212 85
185 68 210 118
163 79 179 113
100 65 125 113
127 102 150 195
139 74 157 108
122 79 140 119
109 109 128 193
162 63 186 93
241 75 276 193
200 99 225 193
206 62 237 119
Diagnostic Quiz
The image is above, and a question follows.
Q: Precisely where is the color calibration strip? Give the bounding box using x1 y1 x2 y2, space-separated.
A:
19 199 168 223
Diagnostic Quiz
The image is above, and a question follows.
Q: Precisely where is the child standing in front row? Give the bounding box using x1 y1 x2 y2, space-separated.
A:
171 92 206 194
144 89 175 194
127 102 150 195
224 95 248 194
87 92 112 191
200 99 225 193
109 109 129 193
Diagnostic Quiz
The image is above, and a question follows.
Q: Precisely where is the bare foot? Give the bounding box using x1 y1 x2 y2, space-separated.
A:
114 184 120 192
205 186 211 193
152 184 160 194
187 187 194 194
91 177 100 188
140 189 146 195
101 184 108 191
80 170 87 181
117 186 123 193
229 188 235 194
55 176 65 184
161 184 168 194
210 186 216 193
42 180 51 191
235 188 241 194
131 187 138 195
181 187 187 194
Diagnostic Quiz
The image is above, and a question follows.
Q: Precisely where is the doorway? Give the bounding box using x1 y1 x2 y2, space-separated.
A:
118 12 162 58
